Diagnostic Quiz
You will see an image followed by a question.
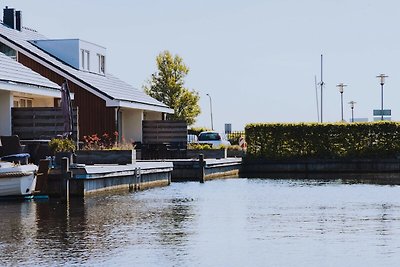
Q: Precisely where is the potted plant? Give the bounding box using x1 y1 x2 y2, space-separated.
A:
187 143 228 159
75 132 136 165
48 138 76 165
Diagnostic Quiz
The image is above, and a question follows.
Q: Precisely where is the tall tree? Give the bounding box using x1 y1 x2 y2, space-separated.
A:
144 50 201 125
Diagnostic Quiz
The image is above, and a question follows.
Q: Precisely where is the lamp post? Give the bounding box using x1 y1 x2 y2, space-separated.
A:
206 93 214 130
336 83 347 122
348 101 356 122
376 74 388 121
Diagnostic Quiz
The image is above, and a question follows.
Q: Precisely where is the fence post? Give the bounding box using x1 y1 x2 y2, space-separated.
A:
60 157 71 202
199 154 205 183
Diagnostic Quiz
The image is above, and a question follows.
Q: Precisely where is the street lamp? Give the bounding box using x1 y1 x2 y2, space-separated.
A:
348 101 356 122
376 74 388 121
206 93 214 130
336 83 347 122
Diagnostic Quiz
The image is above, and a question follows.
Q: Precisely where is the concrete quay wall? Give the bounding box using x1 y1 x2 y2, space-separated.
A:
171 158 242 182
242 158 400 174
46 162 173 197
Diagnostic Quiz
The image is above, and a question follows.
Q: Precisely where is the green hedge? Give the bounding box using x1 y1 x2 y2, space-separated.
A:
245 122 400 160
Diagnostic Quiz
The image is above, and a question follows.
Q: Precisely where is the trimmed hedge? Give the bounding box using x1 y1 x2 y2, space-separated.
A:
245 122 400 160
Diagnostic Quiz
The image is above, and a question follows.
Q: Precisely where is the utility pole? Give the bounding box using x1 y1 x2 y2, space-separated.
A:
206 93 214 130
376 74 388 121
336 83 347 122
348 101 356 122
320 55 324 123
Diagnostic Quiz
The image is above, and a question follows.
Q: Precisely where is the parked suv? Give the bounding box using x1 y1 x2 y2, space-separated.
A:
197 131 231 148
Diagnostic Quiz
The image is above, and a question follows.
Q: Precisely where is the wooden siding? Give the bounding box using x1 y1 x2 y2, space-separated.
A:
12 107 78 140
18 53 116 138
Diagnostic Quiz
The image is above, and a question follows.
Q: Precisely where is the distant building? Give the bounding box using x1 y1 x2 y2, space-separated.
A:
373 117 391 122
352 118 369 122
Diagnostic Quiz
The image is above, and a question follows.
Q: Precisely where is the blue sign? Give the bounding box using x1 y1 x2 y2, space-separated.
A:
373 109 391 116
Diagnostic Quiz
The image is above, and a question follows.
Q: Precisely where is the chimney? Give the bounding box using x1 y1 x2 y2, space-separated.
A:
3 6 22 31
15 10 22 31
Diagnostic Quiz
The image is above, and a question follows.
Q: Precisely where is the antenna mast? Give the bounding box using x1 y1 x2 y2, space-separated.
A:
315 75 320 122
320 54 324 123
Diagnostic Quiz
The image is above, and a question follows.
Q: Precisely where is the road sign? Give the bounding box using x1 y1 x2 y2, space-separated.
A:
373 109 391 116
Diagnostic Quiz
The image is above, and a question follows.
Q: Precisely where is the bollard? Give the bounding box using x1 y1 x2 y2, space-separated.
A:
129 170 134 192
134 167 141 191
199 154 205 183
137 167 142 190
60 157 71 202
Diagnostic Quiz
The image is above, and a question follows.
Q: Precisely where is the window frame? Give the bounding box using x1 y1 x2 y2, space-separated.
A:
97 53 105 74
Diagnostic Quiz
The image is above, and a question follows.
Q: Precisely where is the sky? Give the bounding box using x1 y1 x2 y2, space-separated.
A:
4 0 400 131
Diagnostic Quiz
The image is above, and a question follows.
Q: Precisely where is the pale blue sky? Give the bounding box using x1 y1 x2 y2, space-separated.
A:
5 0 400 131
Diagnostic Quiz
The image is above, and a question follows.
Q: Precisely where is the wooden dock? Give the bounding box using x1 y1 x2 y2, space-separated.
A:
46 161 173 197
44 157 242 198
171 158 242 182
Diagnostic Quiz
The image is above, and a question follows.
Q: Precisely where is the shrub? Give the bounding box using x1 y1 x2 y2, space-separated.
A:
188 143 213 150
49 138 76 153
245 122 400 160
227 145 242 151
83 132 135 150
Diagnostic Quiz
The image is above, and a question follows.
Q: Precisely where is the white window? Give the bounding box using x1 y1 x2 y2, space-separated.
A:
86 50 90 70
81 49 90 71
97 54 105 74
14 97 32 107
81 49 85 69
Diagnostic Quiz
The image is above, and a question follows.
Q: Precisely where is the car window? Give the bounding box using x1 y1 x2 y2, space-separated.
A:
198 132 221 141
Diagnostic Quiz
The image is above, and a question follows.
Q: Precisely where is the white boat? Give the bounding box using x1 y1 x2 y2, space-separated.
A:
0 161 38 196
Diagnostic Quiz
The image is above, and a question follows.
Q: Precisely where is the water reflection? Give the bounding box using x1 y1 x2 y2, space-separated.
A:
245 172 400 185
1 179 400 266
0 201 38 265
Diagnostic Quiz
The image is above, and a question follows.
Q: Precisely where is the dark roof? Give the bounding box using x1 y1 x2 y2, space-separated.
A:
0 23 172 112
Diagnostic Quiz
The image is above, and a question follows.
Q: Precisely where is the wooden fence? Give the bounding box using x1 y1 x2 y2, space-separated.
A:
142 120 187 159
11 107 79 140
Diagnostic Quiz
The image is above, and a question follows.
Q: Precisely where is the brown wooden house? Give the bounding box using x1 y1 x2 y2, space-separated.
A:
0 7 173 142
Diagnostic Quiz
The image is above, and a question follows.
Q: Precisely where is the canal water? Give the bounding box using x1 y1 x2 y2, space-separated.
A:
1 178 400 266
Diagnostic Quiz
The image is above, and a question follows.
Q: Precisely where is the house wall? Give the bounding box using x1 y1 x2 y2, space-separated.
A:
79 40 106 74
0 90 12 136
121 109 143 143
32 97 54 107
18 53 116 139
32 39 106 75
144 111 163 120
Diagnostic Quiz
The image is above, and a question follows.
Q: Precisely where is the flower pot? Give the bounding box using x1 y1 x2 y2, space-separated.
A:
187 149 227 159
75 149 136 165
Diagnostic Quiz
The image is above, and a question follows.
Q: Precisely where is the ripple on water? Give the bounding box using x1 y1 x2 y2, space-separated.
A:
1 179 400 266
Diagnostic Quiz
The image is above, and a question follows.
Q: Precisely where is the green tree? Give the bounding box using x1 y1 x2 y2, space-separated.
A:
144 50 201 125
